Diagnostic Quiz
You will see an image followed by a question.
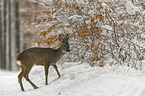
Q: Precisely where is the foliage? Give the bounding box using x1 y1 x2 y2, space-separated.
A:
35 0 145 70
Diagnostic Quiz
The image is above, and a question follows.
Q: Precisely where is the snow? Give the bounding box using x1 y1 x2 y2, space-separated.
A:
1 62 145 96
125 1 139 15
101 25 113 36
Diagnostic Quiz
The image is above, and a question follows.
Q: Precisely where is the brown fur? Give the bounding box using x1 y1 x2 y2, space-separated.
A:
17 34 70 91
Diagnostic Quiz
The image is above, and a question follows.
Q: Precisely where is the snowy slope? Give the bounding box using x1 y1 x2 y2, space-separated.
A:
1 62 145 96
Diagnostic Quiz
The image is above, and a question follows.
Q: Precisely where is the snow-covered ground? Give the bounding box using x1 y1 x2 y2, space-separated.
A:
1 62 145 96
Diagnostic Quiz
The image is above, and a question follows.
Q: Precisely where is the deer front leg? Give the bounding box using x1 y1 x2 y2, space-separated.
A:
44 64 50 85
53 65 60 78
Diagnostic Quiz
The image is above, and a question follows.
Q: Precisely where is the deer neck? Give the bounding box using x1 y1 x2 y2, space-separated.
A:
55 45 65 59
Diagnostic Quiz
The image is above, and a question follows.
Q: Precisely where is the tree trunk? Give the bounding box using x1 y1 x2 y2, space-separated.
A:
0 0 2 69
1 0 7 69
0 0 20 71
11 0 17 71
6 0 12 70
15 0 20 55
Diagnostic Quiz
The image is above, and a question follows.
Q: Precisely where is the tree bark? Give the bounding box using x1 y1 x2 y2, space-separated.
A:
0 0 20 71
6 0 12 70
1 0 7 69
15 0 20 54
0 0 2 69
11 0 17 71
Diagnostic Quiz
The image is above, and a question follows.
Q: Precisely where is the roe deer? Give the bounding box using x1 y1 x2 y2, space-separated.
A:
17 34 70 91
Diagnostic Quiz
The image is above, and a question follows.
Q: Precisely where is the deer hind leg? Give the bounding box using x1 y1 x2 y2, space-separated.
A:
18 65 26 91
24 67 38 89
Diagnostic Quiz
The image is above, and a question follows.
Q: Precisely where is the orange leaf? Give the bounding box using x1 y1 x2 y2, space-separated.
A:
90 44 94 50
90 62 95 67
54 2 59 6
72 4 76 8
37 19 41 25
81 56 85 60
91 18 95 23
65 3 69 8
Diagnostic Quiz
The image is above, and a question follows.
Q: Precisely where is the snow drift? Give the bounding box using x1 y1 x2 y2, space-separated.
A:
1 62 145 96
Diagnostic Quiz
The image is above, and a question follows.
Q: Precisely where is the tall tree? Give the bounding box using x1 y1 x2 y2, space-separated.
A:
1 0 7 69
15 0 20 54
0 0 2 68
10 0 18 71
6 0 11 70
0 0 20 71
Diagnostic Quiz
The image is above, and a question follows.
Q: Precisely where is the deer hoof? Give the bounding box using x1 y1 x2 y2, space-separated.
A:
22 89 25 92
34 86 39 89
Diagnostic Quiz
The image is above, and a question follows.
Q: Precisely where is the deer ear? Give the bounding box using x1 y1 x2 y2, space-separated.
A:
59 34 63 42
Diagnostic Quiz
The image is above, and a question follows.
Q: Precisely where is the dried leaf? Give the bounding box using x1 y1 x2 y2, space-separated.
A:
81 56 85 60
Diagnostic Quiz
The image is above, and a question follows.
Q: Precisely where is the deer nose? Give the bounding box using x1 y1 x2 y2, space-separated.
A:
67 49 70 52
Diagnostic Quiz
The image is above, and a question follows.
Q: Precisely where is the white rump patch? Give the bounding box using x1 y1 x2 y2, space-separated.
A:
17 60 21 65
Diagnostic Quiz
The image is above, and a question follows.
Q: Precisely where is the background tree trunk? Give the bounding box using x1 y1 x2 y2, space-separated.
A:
0 0 2 69
1 0 7 69
11 0 19 71
0 0 20 71
15 0 20 54
6 0 10 70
